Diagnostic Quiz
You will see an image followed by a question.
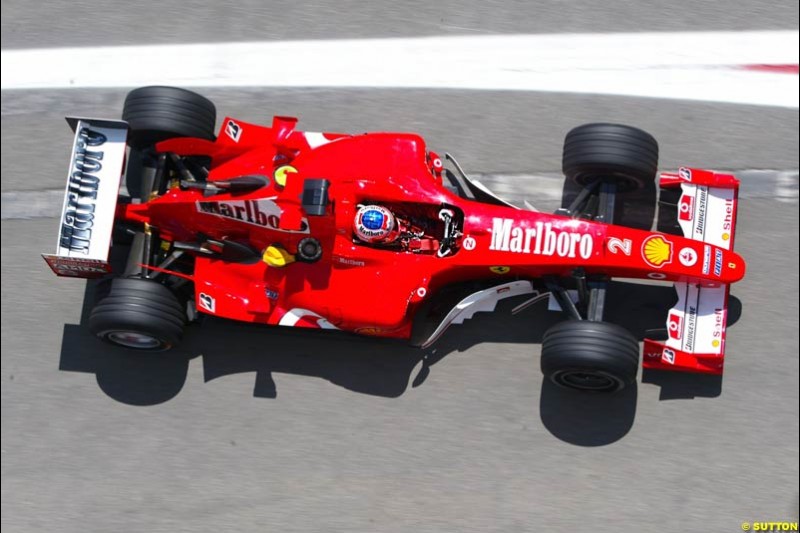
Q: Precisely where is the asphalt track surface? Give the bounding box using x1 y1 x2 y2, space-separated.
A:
2 2 799 532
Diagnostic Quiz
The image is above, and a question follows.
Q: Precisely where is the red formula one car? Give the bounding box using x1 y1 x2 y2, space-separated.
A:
44 86 745 392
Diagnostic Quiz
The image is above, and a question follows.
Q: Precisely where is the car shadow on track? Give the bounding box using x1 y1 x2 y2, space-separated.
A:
58 278 739 445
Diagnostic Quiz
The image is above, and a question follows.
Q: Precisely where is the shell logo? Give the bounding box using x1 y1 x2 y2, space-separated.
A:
642 235 673 268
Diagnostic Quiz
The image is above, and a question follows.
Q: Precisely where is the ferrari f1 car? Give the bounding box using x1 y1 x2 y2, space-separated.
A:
44 86 746 392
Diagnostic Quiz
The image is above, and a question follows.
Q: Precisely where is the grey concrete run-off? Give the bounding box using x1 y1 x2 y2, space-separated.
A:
2 0 797 49
2 89 799 194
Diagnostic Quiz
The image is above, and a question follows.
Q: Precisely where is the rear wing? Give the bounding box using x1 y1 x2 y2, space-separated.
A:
643 168 740 375
42 118 128 277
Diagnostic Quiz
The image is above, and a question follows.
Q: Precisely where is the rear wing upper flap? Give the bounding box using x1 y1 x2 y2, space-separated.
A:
42 117 128 278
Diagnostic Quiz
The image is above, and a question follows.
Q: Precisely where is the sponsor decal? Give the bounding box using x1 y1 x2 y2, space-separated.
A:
606 237 632 256
693 186 709 238
225 120 242 142
490 266 511 274
198 293 216 313
678 247 698 267
462 236 476 250
678 167 692 182
334 256 366 267
684 305 698 350
714 248 724 276
42 255 110 277
642 235 673 268
722 197 734 233
702 245 712 274
662 348 676 365
668 312 683 341
488 218 593 259
197 199 309 233
678 194 694 222
60 126 107 255
712 307 726 348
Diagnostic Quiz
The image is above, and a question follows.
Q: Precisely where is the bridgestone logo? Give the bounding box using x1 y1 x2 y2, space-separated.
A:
694 186 708 238
684 305 698 351
488 218 593 259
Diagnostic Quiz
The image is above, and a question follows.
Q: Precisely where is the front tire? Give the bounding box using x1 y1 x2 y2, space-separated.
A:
540 320 639 393
89 277 187 351
122 86 217 147
562 123 659 192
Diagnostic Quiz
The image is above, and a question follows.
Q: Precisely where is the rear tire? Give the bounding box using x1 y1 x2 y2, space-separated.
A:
541 320 639 393
122 86 217 147
563 123 659 192
89 277 186 351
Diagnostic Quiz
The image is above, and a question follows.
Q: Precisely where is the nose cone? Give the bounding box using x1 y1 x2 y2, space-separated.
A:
723 251 746 283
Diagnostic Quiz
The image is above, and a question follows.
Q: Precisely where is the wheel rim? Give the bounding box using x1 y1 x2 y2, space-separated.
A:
551 369 623 392
106 331 163 350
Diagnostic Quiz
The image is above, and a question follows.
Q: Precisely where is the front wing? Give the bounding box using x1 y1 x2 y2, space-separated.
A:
643 167 740 374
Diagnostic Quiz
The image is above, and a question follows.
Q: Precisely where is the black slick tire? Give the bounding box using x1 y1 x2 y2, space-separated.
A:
89 277 186 351
540 320 640 393
562 123 659 192
122 86 217 147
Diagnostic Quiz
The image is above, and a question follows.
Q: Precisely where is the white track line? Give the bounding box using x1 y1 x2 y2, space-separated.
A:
2 31 798 107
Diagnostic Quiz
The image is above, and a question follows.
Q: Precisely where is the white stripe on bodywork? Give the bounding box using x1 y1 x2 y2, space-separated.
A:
304 132 333 149
278 308 339 329
2 31 797 107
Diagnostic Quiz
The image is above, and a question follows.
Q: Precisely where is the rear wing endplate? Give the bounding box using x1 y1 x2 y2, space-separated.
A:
42 118 128 277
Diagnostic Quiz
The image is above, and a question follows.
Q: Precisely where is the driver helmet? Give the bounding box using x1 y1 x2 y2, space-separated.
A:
353 205 398 243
